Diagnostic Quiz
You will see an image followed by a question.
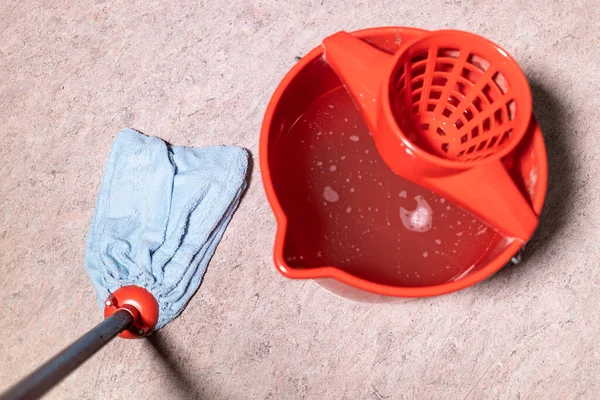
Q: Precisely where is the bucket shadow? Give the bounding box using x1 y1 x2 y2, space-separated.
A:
146 333 206 400
492 76 576 278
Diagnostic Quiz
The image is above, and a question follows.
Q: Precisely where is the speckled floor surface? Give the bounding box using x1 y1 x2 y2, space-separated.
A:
1 1 599 399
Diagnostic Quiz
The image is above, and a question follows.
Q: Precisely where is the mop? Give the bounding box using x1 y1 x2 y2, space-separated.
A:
1 128 249 400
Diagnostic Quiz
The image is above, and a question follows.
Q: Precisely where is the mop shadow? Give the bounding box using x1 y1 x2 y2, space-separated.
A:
238 148 254 204
490 76 575 279
146 333 207 400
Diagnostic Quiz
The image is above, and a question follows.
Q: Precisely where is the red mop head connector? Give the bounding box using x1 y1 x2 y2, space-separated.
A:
103 285 159 339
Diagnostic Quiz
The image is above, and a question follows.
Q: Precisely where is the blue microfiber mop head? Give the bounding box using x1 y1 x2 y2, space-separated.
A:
84 129 248 329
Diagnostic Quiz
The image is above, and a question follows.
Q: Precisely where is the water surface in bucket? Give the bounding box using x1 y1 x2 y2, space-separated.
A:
271 86 502 287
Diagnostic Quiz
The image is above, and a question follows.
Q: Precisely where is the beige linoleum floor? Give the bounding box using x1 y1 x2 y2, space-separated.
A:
1 1 599 399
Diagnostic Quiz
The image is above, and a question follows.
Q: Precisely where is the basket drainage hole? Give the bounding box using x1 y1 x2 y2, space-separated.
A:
483 118 491 131
467 54 491 71
499 129 512 145
413 65 426 76
437 48 460 58
455 81 467 95
493 72 509 94
432 76 448 86
412 80 424 91
430 90 442 100
482 85 495 103
411 52 428 63
464 108 474 121
506 100 516 120
494 108 503 125
436 127 446 136
435 62 453 72
473 96 483 112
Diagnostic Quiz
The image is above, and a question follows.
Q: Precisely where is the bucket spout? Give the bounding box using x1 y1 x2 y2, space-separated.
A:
322 31 393 132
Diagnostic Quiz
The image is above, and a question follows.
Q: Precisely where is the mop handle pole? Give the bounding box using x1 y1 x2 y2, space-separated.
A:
0 309 134 400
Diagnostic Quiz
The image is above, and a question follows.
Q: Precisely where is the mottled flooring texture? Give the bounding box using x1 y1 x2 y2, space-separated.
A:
1 1 599 399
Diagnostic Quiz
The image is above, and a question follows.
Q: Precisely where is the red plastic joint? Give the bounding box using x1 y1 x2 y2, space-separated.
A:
103 286 159 339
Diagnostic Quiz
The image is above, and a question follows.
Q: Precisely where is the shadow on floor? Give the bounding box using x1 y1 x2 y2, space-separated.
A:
492 75 576 279
146 332 206 400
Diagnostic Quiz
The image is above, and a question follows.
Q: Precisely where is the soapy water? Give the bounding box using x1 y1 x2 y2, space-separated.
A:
272 86 505 287
400 195 433 233
323 186 340 203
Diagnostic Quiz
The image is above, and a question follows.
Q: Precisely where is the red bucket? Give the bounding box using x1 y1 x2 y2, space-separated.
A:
260 27 547 301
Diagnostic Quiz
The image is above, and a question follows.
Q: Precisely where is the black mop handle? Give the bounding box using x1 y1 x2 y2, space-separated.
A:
0 309 134 400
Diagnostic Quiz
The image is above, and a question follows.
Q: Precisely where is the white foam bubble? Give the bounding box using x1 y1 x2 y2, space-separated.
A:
423 252 428 258
528 165 538 197
350 135 360 142
316 161 323 166
435 239 442 244
399 190 407 198
350 188 355 193
346 206 352 213
475 227 488 236
322 186 340 203
400 195 433 233
329 165 337 172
